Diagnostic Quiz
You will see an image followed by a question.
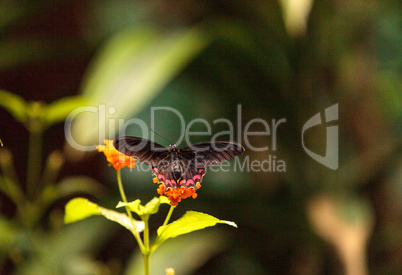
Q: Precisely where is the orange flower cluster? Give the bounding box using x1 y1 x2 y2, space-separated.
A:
154 178 201 206
97 139 136 170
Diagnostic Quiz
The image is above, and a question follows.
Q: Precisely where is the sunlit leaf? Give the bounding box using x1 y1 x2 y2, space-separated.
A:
159 196 170 205
117 196 170 217
117 199 142 215
64 197 144 233
143 197 164 215
0 89 27 123
153 211 237 250
64 198 100 224
44 96 89 127
97 206 144 233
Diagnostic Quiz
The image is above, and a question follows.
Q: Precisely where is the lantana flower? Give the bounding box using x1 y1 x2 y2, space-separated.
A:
96 139 136 170
154 178 201 206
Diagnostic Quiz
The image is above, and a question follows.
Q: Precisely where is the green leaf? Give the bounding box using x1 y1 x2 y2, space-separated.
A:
64 198 144 233
97 206 144 233
43 96 89 127
143 197 164 215
159 195 171 205
0 174 24 205
0 89 27 123
117 199 142 216
117 196 170 217
153 211 237 250
0 216 16 250
64 198 100 223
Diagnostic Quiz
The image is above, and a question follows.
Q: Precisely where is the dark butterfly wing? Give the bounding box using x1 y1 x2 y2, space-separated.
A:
149 155 206 190
114 136 176 188
113 136 170 166
170 141 244 189
179 141 244 167
152 160 176 188
114 137 244 190
177 160 206 189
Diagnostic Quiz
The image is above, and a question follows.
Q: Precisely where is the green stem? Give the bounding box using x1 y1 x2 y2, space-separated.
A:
144 253 150 275
27 129 42 199
39 151 64 192
116 170 131 218
149 204 176 254
143 216 150 275
116 170 145 252
163 205 175 226
144 217 150 250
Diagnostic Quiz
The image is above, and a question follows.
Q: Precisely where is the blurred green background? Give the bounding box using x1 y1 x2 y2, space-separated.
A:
0 0 401 274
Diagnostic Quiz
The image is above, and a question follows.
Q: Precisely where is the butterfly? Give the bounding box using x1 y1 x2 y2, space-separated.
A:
113 137 244 190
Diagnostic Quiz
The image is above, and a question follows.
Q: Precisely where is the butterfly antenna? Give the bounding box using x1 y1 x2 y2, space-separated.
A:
149 128 174 144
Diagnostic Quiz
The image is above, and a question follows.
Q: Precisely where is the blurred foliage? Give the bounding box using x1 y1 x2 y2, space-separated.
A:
0 93 113 274
0 0 401 274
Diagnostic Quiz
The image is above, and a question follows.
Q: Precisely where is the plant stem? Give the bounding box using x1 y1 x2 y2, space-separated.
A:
143 216 150 275
163 205 175 226
39 151 64 192
144 217 150 250
149 204 175 254
116 170 131 217
144 254 150 275
27 129 42 199
116 170 145 252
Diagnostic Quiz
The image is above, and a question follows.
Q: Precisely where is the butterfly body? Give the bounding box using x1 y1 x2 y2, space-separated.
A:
154 146 182 183
113 137 244 190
